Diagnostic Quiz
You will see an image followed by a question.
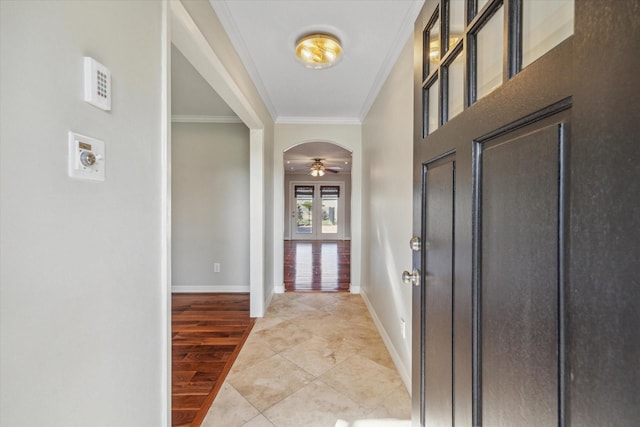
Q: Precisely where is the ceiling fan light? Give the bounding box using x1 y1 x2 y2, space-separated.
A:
295 33 342 69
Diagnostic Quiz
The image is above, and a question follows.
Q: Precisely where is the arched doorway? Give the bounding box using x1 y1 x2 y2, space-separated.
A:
283 142 352 291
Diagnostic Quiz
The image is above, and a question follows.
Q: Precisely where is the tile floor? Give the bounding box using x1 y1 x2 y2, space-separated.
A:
201 292 411 427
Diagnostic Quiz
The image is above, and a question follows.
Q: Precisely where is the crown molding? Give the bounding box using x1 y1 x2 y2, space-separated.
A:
171 115 243 124
276 116 362 126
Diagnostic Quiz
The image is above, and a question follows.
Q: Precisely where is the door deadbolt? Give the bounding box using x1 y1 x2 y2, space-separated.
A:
409 236 421 251
402 268 420 286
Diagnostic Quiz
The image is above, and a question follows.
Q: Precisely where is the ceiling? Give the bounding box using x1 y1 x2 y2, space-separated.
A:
209 0 424 124
172 1 424 174
284 141 352 175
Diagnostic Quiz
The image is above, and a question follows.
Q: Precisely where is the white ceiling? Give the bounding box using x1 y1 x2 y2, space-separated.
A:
210 0 424 124
284 141 352 174
172 1 424 173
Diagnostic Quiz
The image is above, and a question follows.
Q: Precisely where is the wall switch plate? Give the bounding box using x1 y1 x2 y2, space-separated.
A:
84 57 111 111
68 131 105 181
401 318 406 339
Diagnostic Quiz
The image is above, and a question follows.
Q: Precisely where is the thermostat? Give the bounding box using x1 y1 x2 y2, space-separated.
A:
68 131 105 181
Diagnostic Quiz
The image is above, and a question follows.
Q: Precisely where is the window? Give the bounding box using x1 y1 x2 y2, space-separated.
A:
422 0 574 136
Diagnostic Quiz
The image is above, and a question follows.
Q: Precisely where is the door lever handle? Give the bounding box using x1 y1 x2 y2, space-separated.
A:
402 268 420 286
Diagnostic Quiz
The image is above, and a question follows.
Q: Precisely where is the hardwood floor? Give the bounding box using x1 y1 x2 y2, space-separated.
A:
172 293 254 427
284 240 350 292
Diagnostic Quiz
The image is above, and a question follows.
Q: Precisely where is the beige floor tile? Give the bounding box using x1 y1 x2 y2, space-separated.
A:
228 354 315 412
262 380 369 427
251 315 288 333
201 382 260 427
320 355 405 409
266 294 323 319
211 293 412 426
280 334 359 377
251 317 316 353
242 414 276 427
362 383 412 420
230 338 277 374
293 292 343 311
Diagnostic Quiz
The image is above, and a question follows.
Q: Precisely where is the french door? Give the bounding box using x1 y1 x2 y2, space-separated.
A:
411 1 639 426
290 182 343 240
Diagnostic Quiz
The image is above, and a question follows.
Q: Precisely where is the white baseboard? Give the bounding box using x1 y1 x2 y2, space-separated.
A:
360 289 411 393
171 285 250 293
274 283 285 294
349 284 361 294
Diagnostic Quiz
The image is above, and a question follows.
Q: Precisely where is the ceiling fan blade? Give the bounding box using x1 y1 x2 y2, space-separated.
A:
325 168 340 173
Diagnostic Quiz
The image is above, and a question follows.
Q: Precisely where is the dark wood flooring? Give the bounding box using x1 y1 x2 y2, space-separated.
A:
172 293 254 427
284 240 350 292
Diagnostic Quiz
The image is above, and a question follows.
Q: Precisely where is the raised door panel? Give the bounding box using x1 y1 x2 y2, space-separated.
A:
422 156 455 426
476 118 567 426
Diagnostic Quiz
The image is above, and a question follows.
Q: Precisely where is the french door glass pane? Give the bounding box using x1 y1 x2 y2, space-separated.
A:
476 5 504 100
522 0 574 68
448 52 465 120
321 186 339 234
295 186 313 234
449 0 465 47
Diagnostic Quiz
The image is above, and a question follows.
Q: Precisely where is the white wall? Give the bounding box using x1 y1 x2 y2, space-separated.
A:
172 122 250 292
283 173 352 240
179 0 276 315
0 1 166 425
361 38 414 389
274 124 362 293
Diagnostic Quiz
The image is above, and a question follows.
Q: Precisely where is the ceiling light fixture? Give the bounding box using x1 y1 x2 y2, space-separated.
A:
310 160 326 177
295 33 342 69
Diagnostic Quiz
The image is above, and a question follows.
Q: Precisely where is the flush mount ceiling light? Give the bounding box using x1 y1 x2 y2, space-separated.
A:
295 33 342 69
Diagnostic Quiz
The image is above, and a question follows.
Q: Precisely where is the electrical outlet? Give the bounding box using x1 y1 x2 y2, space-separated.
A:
214 263 221 273
401 318 406 339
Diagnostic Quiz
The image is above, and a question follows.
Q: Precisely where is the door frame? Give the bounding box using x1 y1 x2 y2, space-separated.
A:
289 180 345 240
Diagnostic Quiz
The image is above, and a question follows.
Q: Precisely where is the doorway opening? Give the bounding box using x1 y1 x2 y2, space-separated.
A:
283 142 352 292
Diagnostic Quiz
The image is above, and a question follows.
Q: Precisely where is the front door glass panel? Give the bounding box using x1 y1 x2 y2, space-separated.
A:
476 5 504 100
522 0 574 68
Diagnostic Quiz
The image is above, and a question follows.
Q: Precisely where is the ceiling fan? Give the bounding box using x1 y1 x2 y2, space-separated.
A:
309 158 341 176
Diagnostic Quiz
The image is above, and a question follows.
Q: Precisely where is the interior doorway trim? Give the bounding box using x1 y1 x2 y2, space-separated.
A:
168 1 265 315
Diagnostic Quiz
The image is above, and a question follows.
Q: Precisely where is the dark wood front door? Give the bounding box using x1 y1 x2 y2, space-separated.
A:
411 1 639 426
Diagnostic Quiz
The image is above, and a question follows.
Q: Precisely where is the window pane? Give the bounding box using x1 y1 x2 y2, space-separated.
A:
450 0 465 48
295 186 313 234
428 80 439 134
448 53 465 121
477 0 490 16
321 186 339 234
429 16 441 73
522 0 574 68
477 5 503 100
